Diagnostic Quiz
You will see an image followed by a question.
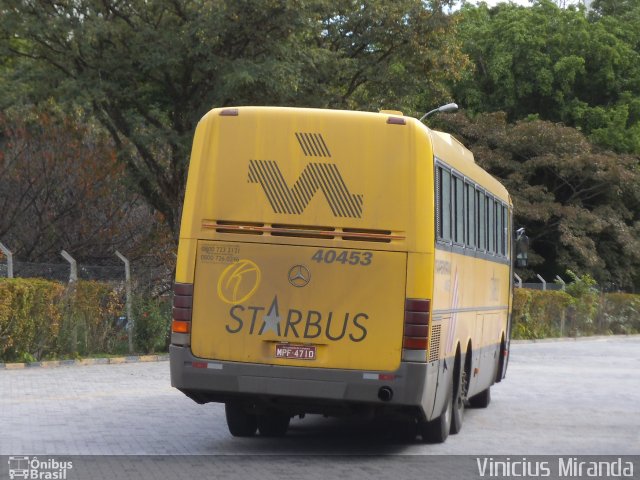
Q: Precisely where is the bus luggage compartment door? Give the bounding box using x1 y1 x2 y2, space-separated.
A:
190 241 407 372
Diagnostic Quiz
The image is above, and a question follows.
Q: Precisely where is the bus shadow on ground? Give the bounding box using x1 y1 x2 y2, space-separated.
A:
226 413 424 455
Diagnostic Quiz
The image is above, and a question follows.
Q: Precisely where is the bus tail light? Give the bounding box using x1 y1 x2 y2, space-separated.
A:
171 320 190 334
402 298 430 362
171 283 193 346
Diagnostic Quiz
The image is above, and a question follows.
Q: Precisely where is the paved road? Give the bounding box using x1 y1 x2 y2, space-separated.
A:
1 337 638 459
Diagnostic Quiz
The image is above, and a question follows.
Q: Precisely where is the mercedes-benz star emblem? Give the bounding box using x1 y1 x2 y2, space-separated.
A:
288 265 311 287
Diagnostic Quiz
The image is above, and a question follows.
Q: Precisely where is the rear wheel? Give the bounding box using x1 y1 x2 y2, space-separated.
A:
419 381 452 443
450 358 466 434
469 387 491 408
225 402 257 437
257 413 291 437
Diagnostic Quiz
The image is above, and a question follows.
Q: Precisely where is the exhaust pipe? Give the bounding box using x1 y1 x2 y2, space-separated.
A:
378 386 393 402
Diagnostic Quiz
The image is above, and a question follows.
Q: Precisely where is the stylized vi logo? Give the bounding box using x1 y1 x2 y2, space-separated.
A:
248 160 363 218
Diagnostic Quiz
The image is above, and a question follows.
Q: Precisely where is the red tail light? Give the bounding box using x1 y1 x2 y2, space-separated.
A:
172 283 193 338
403 298 430 350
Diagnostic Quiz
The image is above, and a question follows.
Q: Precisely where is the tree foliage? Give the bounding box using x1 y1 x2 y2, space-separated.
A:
0 0 466 238
454 0 640 154
0 106 162 263
438 112 640 290
1 0 639 292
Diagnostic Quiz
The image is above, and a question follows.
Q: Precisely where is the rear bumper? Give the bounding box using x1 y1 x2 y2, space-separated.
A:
170 345 437 417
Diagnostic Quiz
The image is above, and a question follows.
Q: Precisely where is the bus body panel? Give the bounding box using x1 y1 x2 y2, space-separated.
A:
191 240 407 371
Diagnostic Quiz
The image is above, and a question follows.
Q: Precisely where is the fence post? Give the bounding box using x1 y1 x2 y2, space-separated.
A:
536 274 547 291
514 273 522 288
0 242 13 278
555 275 566 291
60 250 78 283
115 251 134 354
60 250 78 353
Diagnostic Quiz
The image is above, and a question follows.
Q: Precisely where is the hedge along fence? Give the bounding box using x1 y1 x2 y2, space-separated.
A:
2 278 639 361
0 278 171 363
512 289 640 340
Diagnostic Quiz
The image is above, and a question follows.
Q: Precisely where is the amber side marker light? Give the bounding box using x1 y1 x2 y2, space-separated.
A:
172 320 190 334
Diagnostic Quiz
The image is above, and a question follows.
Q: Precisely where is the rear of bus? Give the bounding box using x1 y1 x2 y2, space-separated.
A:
170 107 439 434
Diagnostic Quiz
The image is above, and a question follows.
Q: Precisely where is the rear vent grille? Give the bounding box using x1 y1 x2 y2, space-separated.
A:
343 228 392 243
428 324 441 362
202 221 404 242
207 220 265 235
271 224 335 239
295 132 331 157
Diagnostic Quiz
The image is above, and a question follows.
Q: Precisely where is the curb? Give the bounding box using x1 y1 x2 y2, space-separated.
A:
2 335 638 368
0 354 170 370
511 334 640 345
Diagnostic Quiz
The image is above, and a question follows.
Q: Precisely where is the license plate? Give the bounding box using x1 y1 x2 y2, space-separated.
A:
275 343 316 360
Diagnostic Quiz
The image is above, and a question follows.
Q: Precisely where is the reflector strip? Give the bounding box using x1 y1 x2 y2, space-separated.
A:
363 373 397 381
191 361 223 370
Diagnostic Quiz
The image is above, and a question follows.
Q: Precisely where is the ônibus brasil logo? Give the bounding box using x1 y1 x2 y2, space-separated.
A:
8 456 73 480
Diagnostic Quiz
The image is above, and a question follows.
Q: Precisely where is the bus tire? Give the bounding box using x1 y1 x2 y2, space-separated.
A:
450 355 465 434
469 387 491 408
257 413 291 437
225 402 257 437
419 381 452 443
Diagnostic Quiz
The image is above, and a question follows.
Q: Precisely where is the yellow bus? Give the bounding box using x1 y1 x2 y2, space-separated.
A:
170 106 514 443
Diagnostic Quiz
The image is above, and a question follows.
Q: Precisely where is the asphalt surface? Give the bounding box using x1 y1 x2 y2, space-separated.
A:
1 337 638 478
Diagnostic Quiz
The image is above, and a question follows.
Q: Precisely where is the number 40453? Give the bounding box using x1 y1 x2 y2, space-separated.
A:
311 249 372 266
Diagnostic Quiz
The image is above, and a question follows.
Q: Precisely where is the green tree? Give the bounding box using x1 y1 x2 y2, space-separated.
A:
0 0 466 240
453 0 640 153
437 111 640 290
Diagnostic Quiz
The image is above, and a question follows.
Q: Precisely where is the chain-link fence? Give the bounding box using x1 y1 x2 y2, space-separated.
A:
520 282 565 291
0 259 172 294
0 254 174 361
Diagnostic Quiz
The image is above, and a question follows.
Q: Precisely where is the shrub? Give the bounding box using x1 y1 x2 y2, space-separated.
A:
599 293 640 334
512 289 572 339
512 287 640 339
133 294 171 354
58 281 125 357
0 278 65 361
0 278 162 362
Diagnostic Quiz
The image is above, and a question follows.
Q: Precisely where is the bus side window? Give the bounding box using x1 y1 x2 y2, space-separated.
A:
466 182 476 248
454 175 464 244
498 203 506 257
487 194 494 254
503 205 509 257
493 200 502 255
438 167 452 242
477 189 485 251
